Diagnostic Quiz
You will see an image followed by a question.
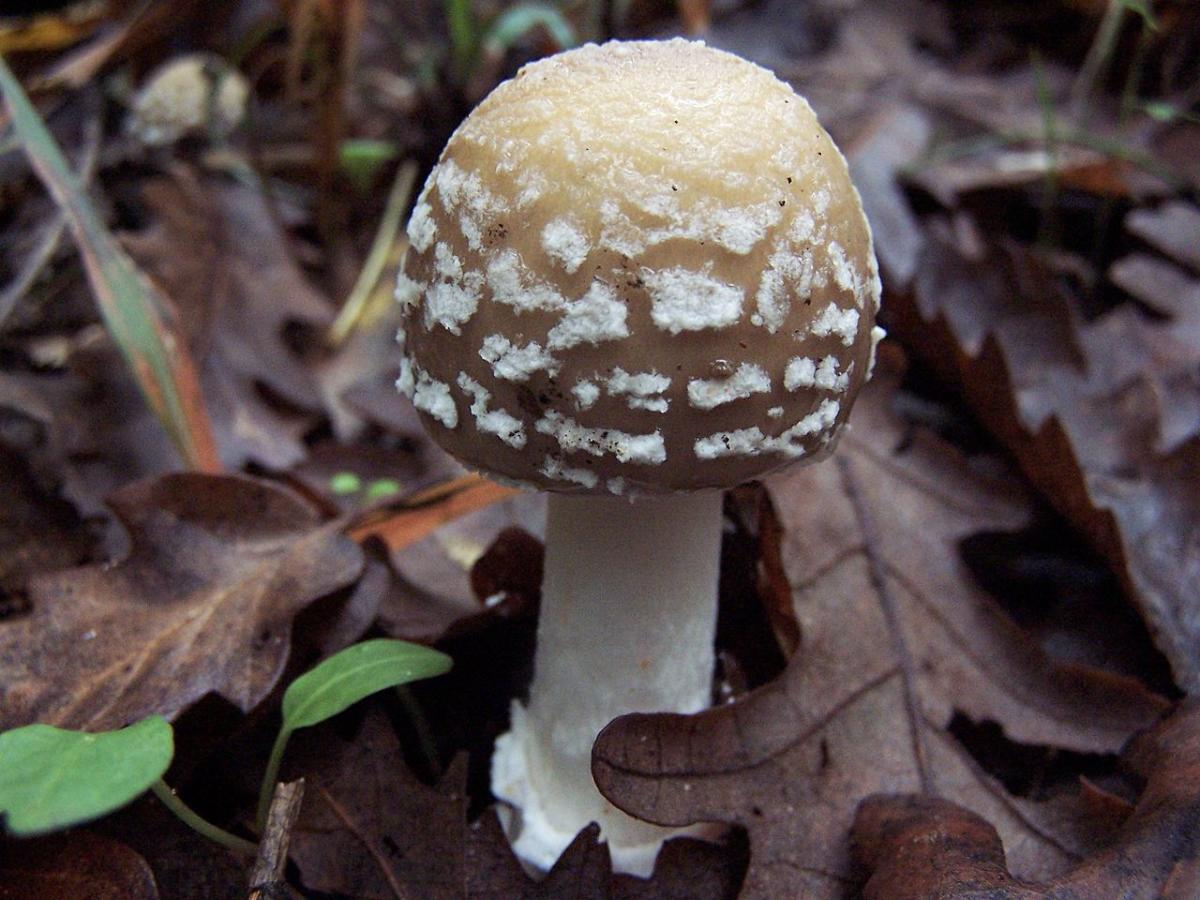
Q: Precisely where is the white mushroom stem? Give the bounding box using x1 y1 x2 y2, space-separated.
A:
491 490 723 877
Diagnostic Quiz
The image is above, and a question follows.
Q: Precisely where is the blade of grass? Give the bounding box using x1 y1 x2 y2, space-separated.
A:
445 0 478 83
328 159 417 345
0 54 221 472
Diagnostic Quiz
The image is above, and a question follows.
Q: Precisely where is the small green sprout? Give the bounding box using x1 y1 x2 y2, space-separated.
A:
329 471 363 495
364 478 402 501
0 639 452 855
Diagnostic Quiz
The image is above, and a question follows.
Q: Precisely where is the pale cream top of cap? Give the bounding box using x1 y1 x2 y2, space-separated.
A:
397 38 882 495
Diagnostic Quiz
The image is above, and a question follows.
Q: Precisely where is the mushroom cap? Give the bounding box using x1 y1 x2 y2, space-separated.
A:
397 39 882 495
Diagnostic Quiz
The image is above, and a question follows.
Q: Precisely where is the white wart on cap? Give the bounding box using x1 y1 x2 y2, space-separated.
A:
397 38 883 494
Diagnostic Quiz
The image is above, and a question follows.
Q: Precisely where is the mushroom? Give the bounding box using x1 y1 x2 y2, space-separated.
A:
396 39 883 875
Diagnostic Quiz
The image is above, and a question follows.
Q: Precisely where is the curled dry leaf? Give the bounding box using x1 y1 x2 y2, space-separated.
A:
851 700 1200 899
592 359 1168 898
887 228 1200 692
0 472 362 732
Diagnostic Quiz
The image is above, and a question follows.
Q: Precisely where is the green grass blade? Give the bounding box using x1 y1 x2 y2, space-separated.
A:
0 54 220 472
445 0 478 82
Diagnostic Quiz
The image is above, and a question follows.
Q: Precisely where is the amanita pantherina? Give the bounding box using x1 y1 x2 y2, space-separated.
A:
396 39 883 875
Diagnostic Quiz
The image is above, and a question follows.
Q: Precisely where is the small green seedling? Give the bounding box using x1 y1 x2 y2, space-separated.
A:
364 478 402 501
442 0 577 84
256 638 451 828
0 639 452 854
329 471 363 495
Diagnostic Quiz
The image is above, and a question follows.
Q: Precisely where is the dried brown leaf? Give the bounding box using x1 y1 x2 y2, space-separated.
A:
0 472 362 731
289 706 467 899
0 442 93 594
0 830 158 900
889 232 1200 692
465 809 746 898
1125 201 1200 272
122 167 334 471
593 361 1168 897
379 488 544 642
851 700 1200 899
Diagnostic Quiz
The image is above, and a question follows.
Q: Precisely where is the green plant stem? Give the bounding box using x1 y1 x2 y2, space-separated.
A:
396 684 441 779
256 727 293 833
445 0 477 82
151 780 258 856
1071 0 1128 122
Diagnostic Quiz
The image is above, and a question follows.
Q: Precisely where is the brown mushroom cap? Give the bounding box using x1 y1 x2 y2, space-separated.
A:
397 39 882 494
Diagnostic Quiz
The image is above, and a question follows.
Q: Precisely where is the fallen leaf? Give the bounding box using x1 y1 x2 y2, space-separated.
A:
0 349 183 526
887 231 1200 692
122 167 334 471
593 358 1168 897
469 526 544 610
851 700 1200 899
0 830 158 900
1124 200 1200 272
351 475 521 553
380 487 544 641
0 59 220 472
465 808 747 898
0 441 93 594
97 791 248 900
0 472 363 731
289 705 468 899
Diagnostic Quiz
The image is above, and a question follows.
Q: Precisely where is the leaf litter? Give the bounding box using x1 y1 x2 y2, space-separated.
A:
1 0 1199 896
592 358 1169 897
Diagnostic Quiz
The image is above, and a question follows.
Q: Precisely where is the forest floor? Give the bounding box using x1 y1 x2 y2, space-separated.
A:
0 0 1198 897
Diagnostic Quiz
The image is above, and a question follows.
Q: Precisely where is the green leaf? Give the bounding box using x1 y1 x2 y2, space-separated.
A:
0 716 173 836
282 639 452 731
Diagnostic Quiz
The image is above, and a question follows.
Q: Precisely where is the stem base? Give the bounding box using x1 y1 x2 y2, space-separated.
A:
491 491 724 876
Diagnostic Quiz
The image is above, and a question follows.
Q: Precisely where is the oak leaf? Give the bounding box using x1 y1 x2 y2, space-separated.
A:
122 168 333 471
593 360 1168 897
888 231 1200 692
851 700 1200 899
0 472 362 731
